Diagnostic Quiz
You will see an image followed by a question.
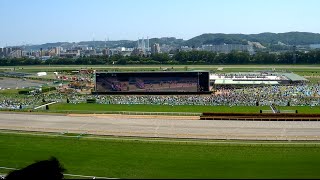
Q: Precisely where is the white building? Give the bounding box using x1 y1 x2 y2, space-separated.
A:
151 43 161 54
201 44 254 54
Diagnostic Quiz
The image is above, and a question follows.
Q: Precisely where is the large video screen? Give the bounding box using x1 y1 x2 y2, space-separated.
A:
95 71 209 93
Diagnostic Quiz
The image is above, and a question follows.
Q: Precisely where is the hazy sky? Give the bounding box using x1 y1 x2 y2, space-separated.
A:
1 0 319 46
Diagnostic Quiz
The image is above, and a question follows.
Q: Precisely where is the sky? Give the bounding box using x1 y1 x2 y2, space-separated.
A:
0 0 320 46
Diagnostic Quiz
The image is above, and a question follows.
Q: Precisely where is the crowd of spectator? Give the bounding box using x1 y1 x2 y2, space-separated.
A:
0 95 42 110
91 84 320 107
1 84 320 110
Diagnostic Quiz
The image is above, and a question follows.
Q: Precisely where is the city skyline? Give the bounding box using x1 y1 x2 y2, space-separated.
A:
1 0 320 47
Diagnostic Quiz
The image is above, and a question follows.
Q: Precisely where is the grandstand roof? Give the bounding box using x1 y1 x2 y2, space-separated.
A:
282 73 308 81
214 79 279 85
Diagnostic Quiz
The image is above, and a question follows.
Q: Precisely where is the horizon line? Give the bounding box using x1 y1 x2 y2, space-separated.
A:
2 31 320 47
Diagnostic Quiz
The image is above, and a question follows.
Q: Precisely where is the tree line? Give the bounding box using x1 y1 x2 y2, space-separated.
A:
1 50 320 66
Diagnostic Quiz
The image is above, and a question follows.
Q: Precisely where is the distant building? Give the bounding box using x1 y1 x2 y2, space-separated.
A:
32 51 41 58
9 49 22 58
117 47 134 53
109 49 121 56
137 37 150 55
0 48 3 57
160 44 174 53
5 48 12 56
180 46 193 52
201 44 253 54
60 50 80 58
0 47 15 57
81 49 96 56
310 44 320 49
131 48 144 56
47 47 61 57
77 45 90 50
22 51 28 57
120 50 133 57
151 43 161 54
6 47 23 58
102 48 110 56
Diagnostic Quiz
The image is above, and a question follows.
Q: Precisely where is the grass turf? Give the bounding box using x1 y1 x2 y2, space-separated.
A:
0 133 320 179
48 103 320 114
49 103 268 114
4 64 320 74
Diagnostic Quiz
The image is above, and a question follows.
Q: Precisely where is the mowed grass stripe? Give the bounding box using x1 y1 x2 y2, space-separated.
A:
49 103 320 114
1 133 320 178
49 103 267 113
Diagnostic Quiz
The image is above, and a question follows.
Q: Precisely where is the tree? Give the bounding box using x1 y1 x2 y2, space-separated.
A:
5 157 65 180
1 48 320 66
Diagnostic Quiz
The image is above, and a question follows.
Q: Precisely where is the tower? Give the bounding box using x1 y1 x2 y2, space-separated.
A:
92 33 95 49
137 38 141 49
142 37 145 53
292 45 297 64
147 36 150 52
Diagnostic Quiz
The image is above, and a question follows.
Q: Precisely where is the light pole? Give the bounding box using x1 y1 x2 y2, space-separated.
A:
197 72 200 91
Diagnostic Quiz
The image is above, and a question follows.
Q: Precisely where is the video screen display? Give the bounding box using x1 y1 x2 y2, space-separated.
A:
95 72 209 93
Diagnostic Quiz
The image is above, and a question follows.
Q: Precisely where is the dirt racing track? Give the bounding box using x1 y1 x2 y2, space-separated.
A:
2 112 320 141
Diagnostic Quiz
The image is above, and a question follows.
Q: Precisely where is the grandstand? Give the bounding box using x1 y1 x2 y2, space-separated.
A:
210 71 308 87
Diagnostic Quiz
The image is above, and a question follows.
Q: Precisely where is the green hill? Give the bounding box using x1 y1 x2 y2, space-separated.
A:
185 32 320 47
23 32 320 51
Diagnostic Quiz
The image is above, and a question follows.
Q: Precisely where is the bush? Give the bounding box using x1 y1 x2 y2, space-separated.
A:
18 89 31 94
42 87 56 93
86 99 96 103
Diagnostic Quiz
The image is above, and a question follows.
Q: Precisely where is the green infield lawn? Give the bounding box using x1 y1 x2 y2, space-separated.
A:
4 64 320 74
0 133 320 179
49 103 268 114
0 89 20 94
48 103 320 114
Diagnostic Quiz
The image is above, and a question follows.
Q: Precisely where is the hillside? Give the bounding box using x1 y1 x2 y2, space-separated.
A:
185 32 320 47
23 32 320 51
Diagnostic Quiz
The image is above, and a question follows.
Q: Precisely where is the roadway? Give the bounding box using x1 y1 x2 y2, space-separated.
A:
1 112 320 140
